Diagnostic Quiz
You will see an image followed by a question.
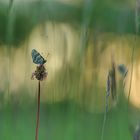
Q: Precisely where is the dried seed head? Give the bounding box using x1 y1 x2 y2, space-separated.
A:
31 65 48 81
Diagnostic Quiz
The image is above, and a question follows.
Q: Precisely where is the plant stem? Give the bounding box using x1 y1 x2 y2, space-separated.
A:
101 96 108 140
127 43 135 107
127 1 138 107
35 81 40 140
101 73 110 140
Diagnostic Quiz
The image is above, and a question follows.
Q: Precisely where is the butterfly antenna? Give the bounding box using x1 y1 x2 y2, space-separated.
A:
46 53 50 59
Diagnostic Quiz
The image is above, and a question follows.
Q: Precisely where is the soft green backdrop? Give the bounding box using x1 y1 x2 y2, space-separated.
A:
0 0 139 140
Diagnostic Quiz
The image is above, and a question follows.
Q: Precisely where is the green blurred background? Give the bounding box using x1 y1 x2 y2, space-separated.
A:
0 0 140 140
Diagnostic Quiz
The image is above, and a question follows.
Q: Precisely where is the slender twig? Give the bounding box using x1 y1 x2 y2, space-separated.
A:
35 81 41 140
127 1 138 107
101 72 110 140
101 97 108 140
127 44 135 107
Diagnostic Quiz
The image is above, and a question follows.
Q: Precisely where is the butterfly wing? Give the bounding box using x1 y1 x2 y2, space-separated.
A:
31 49 46 65
118 64 128 77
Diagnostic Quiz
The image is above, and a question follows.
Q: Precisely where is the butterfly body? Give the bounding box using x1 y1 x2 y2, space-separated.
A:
31 49 46 65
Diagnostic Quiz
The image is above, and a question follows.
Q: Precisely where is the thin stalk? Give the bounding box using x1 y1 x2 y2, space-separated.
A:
101 73 110 140
127 43 135 107
127 1 138 107
35 81 41 140
101 97 108 140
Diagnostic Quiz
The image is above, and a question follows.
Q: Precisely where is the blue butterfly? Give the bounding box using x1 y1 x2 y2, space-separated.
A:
31 49 46 65
118 64 128 77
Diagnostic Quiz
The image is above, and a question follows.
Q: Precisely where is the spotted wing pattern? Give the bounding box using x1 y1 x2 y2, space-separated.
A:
31 49 46 65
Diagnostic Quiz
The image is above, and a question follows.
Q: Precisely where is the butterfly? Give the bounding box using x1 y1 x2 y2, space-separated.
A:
31 49 46 65
118 64 128 77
